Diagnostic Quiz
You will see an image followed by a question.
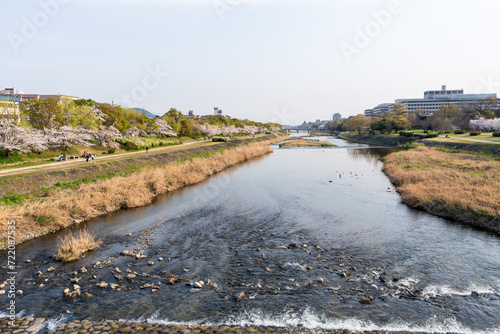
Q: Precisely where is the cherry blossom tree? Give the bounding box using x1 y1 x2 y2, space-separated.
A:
470 118 500 132
96 126 122 148
242 125 260 135
0 124 49 157
57 126 95 150
124 127 147 138
197 124 220 137
156 119 176 137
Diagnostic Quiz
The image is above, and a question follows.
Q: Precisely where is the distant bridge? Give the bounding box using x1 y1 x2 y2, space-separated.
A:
287 127 333 133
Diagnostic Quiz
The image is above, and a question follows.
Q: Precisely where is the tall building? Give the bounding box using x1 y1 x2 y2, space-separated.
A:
365 85 499 117
214 107 224 117
333 113 341 120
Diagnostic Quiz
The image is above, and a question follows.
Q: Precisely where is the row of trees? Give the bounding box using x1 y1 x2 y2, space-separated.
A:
327 98 500 134
160 109 282 138
0 98 283 157
327 104 411 134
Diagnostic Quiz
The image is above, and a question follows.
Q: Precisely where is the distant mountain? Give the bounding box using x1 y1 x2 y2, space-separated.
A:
132 107 157 119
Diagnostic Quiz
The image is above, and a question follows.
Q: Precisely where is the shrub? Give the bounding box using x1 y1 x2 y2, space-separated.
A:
34 215 53 226
0 192 26 205
399 131 414 138
54 229 102 262
212 137 228 142
470 131 481 136
414 132 438 139
413 133 426 139
493 132 500 137
114 137 179 149
454 130 465 134
125 141 138 150
399 142 424 150
265 131 272 134
107 148 116 154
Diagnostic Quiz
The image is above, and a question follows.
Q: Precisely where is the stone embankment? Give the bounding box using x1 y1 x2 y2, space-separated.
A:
0 316 419 333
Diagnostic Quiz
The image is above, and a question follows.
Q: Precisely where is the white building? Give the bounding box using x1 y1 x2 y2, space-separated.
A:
364 103 391 117
365 85 499 117
396 85 497 113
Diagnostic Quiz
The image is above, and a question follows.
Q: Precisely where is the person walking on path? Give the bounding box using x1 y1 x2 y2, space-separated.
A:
146 146 149 153
91 153 95 163
85 152 90 164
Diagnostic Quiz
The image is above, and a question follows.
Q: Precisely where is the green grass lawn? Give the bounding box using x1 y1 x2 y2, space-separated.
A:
424 136 500 145
445 133 500 142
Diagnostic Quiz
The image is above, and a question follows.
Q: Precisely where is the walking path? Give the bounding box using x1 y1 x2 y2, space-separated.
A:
445 136 500 145
0 141 208 177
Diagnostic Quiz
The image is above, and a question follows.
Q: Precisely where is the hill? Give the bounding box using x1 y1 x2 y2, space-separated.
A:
132 107 157 119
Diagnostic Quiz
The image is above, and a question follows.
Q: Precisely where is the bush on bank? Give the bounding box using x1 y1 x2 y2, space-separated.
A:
399 131 438 139
399 131 414 138
212 137 229 142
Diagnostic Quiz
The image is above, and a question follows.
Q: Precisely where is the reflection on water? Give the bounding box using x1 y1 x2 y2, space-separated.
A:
1 138 499 333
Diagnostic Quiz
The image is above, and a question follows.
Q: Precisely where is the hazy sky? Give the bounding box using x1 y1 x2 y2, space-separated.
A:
2 0 500 124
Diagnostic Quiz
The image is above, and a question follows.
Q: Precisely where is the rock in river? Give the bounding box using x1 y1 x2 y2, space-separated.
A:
234 292 246 301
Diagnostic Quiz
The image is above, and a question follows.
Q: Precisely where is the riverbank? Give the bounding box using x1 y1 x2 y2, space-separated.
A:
338 133 417 147
383 146 500 233
0 316 418 333
0 136 286 248
340 133 500 156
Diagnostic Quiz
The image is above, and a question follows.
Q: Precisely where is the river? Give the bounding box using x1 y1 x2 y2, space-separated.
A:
1 136 499 333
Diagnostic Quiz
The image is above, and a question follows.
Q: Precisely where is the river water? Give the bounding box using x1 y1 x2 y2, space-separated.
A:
1 136 499 333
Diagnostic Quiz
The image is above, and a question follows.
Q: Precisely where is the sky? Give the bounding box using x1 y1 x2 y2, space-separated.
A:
2 0 500 124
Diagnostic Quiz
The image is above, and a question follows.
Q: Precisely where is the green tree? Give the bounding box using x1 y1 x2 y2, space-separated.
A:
73 99 96 107
383 104 410 133
427 104 462 131
344 115 370 134
482 109 495 119
369 116 382 134
64 104 100 130
20 98 63 131
179 118 192 137
95 103 125 129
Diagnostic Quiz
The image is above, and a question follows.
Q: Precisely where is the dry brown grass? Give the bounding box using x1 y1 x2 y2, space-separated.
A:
383 146 500 231
53 229 102 262
0 140 280 247
280 138 334 148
